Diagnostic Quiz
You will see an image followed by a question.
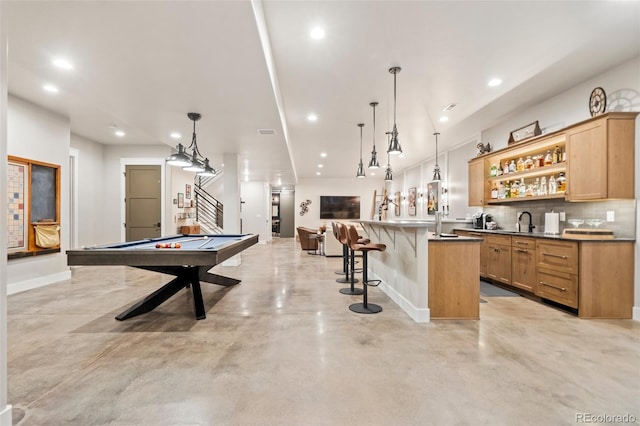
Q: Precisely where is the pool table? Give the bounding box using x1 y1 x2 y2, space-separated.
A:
66 233 258 320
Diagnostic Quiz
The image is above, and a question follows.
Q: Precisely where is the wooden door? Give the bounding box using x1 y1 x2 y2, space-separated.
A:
126 165 161 241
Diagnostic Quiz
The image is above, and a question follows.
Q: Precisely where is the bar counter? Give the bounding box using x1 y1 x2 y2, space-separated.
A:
357 220 482 322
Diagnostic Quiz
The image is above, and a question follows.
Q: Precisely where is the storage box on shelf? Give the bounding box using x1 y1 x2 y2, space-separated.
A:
468 112 637 206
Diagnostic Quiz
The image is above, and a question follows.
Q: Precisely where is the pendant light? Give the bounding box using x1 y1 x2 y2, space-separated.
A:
166 112 215 175
387 66 403 155
432 132 442 181
356 123 366 178
384 131 393 182
368 102 380 169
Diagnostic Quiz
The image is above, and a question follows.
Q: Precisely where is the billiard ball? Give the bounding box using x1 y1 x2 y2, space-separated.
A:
175 243 181 248
155 243 161 248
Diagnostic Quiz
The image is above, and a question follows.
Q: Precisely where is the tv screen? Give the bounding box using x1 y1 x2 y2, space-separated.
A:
320 196 360 219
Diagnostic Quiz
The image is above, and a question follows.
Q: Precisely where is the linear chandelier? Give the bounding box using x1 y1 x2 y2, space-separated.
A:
166 112 217 177
368 102 380 169
356 123 366 178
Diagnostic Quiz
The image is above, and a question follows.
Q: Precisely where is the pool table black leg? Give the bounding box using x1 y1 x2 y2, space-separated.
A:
115 276 189 321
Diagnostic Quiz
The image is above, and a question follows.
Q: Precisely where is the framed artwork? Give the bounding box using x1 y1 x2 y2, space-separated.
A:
185 184 191 199
427 181 440 215
408 187 417 216
177 192 184 208
394 191 401 216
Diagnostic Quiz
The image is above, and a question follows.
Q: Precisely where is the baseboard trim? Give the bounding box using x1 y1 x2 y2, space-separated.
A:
376 279 430 323
7 270 71 295
633 306 640 321
0 404 12 426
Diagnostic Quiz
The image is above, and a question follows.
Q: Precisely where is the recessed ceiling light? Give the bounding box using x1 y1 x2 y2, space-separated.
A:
310 27 325 40
439 116 449 122
52 58 74 70
320 152 327 157
170 132 181 139
307 114 318 122
42 84 59 93
114 130 125 137
316 172 321 175
488 78 502 87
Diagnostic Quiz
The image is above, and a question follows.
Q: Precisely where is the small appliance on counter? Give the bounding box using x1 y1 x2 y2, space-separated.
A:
544 212 560 235
472 212 494 229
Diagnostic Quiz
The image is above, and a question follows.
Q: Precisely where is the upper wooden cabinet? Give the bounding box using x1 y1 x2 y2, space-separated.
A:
566 113 636 200
468 112 638 205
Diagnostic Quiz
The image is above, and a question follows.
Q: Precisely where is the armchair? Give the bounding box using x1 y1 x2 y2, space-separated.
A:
296 226 320 252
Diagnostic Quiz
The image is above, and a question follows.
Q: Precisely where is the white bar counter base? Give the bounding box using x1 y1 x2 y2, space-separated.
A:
358 220 433 322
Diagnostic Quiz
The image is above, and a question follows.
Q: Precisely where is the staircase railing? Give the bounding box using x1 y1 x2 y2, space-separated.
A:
194 175 223 233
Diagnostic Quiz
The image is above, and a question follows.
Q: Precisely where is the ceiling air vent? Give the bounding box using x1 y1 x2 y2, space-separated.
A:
257 129 276 135
443 103 456 112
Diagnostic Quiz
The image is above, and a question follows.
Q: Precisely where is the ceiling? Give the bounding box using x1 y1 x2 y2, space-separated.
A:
4 1 639 188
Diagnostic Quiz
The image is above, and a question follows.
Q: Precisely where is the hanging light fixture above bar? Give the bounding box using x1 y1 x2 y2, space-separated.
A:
368 102 380 169
432 132 442 181
356 123 366 178
384 131 393 182
387 66 403 155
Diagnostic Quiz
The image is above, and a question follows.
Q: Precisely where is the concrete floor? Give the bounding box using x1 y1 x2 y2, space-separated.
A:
8 238 640 425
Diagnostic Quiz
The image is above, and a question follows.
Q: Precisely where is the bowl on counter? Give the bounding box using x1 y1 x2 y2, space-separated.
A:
585 218 604 228
567 218 584 228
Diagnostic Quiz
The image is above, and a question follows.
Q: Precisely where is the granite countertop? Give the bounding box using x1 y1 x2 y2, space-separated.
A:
452 227 635 242
359 218 471 228
428 232 482 242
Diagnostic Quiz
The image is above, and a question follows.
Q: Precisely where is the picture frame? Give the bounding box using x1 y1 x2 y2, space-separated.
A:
185 184 191 199
427 181 440 215
177 192 184 208
508 121 541 145
408 187 417 216
394 191 401 217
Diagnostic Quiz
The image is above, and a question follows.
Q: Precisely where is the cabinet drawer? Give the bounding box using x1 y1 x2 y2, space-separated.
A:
536 240 578 274
536 268 578 308
486 234 511 246
511 236 535 248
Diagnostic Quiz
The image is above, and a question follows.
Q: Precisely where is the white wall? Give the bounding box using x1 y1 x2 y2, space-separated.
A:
241 181 270 242
7 95 71 293
70 134 107 247
295 177 383 229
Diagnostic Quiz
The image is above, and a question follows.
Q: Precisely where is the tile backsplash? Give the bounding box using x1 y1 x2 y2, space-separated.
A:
482 199 636 238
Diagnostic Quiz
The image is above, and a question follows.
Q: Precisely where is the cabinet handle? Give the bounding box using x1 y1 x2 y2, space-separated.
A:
516 249 528 253
542 253 567 259
514 240 529 245
540 281 567 291
469 233 482 236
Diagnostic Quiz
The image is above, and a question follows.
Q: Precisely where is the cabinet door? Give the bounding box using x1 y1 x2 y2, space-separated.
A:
566 120 607 200
487 244 511 284
536 268 578 309
468 158 485 206
511 247 536 292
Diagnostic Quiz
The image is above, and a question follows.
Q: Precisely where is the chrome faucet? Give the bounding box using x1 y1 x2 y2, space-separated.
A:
518 211 535 233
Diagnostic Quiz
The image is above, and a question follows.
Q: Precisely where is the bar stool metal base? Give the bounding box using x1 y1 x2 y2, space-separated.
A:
349 303 382 314
340 287 364 295
336 277 358 284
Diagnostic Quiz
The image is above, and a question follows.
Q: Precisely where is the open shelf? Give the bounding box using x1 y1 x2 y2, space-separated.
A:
488 163 566 182
487 193 565 204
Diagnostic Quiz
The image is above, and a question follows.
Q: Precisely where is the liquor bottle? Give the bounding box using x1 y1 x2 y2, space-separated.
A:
490 163 497 177
537 154 545 168
498 181 505 199
503 160 510 174
548 174 557 194
526 183 533 197
524 155 534 170
552 146 560 164
518 177 526 197
491 182 498 199
544 150 553 166
533 178 540 196
504 181 511 198
540 176 547 195
509 160 517 173
517 157 525 172
556 172 566 193
496 163 503 176
561 147 566 162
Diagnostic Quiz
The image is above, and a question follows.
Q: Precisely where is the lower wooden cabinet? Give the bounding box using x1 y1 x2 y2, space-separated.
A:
511 246 536 293
536 267 578 309
486 235 511 285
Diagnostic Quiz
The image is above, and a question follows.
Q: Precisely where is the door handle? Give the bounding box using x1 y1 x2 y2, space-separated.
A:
155 222 161 228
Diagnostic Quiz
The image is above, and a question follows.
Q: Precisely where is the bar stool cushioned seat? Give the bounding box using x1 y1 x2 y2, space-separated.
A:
346 225 386 314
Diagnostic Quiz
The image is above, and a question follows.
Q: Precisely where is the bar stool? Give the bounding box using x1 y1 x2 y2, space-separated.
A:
331 222 348 279
346 224 386 314
338 223 364 295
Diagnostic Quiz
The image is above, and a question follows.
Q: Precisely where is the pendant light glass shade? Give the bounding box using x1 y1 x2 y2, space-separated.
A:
387 66 403 155
368 102 380 169
166 143 192 167
432 132 442 181
356 123 366 178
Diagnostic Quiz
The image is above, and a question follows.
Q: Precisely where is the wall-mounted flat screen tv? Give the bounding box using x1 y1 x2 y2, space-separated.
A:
320 196 360 219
